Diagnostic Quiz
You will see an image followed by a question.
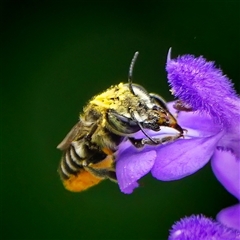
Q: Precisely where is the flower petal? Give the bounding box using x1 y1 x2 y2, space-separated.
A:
151 132 224 181
217 121 240 160
216 204 240 231
211 148 240 200
116 150 156 194
119 182 139 194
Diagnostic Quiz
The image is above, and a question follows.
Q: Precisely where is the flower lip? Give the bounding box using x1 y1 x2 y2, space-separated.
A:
151 130 224 181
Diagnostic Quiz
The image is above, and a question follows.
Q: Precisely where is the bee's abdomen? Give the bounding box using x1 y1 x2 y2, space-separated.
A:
58 145 84 180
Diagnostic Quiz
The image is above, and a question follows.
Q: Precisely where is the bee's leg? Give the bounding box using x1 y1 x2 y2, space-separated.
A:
84 165 117 182
84 122 98 142
84 122 101 151
82 153 117 183
173 99 193 117
128 133 182 148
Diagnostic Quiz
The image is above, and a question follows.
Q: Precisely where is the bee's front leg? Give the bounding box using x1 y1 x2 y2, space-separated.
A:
173 99 193 118
84 165 117 182
128 134 182 148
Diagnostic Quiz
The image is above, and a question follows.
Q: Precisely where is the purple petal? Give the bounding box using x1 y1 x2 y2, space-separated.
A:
166 50 239 126
211 148 240 200
217 204 240 231
217 120 240 159
169 214 239 240
152 132 224 181
116 150 156 194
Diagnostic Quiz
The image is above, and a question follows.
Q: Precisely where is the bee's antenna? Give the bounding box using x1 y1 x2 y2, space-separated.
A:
128 51 139 95
137 122 158 144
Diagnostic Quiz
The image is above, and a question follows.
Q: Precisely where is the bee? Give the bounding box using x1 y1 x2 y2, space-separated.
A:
57 52 184 192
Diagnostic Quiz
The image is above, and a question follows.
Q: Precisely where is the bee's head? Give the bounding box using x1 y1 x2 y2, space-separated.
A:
105 52 183 142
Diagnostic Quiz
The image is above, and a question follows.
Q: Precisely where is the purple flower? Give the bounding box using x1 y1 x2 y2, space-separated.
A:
115 49 240 230
168 215 239 240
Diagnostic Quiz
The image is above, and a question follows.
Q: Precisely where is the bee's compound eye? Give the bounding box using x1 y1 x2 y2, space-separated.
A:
149 93 168 110
106 110 140 135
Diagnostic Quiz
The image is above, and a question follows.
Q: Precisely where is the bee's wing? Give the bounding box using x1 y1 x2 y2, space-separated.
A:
57 121 82 150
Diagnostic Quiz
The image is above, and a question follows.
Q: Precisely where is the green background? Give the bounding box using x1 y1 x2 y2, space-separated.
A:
2 1 239 240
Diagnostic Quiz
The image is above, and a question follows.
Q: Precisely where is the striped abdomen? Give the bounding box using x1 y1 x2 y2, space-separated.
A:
58 143 108 180
58 144 85 180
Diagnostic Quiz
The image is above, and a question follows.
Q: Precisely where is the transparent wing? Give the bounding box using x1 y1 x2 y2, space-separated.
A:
57 121 82 150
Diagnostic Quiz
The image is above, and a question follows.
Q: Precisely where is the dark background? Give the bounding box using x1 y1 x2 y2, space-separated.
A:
2 1 239 239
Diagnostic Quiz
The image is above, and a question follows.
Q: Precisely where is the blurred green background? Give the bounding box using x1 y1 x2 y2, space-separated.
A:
2 1 239 239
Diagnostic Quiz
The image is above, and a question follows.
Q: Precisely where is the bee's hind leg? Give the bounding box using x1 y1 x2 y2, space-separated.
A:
84 165 117 182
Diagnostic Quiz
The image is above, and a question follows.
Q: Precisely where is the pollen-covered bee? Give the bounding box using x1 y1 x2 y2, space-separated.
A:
57 52 184 192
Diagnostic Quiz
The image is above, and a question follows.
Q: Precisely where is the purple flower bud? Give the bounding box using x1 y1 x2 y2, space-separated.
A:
166 48 239 126
169 215 240 240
